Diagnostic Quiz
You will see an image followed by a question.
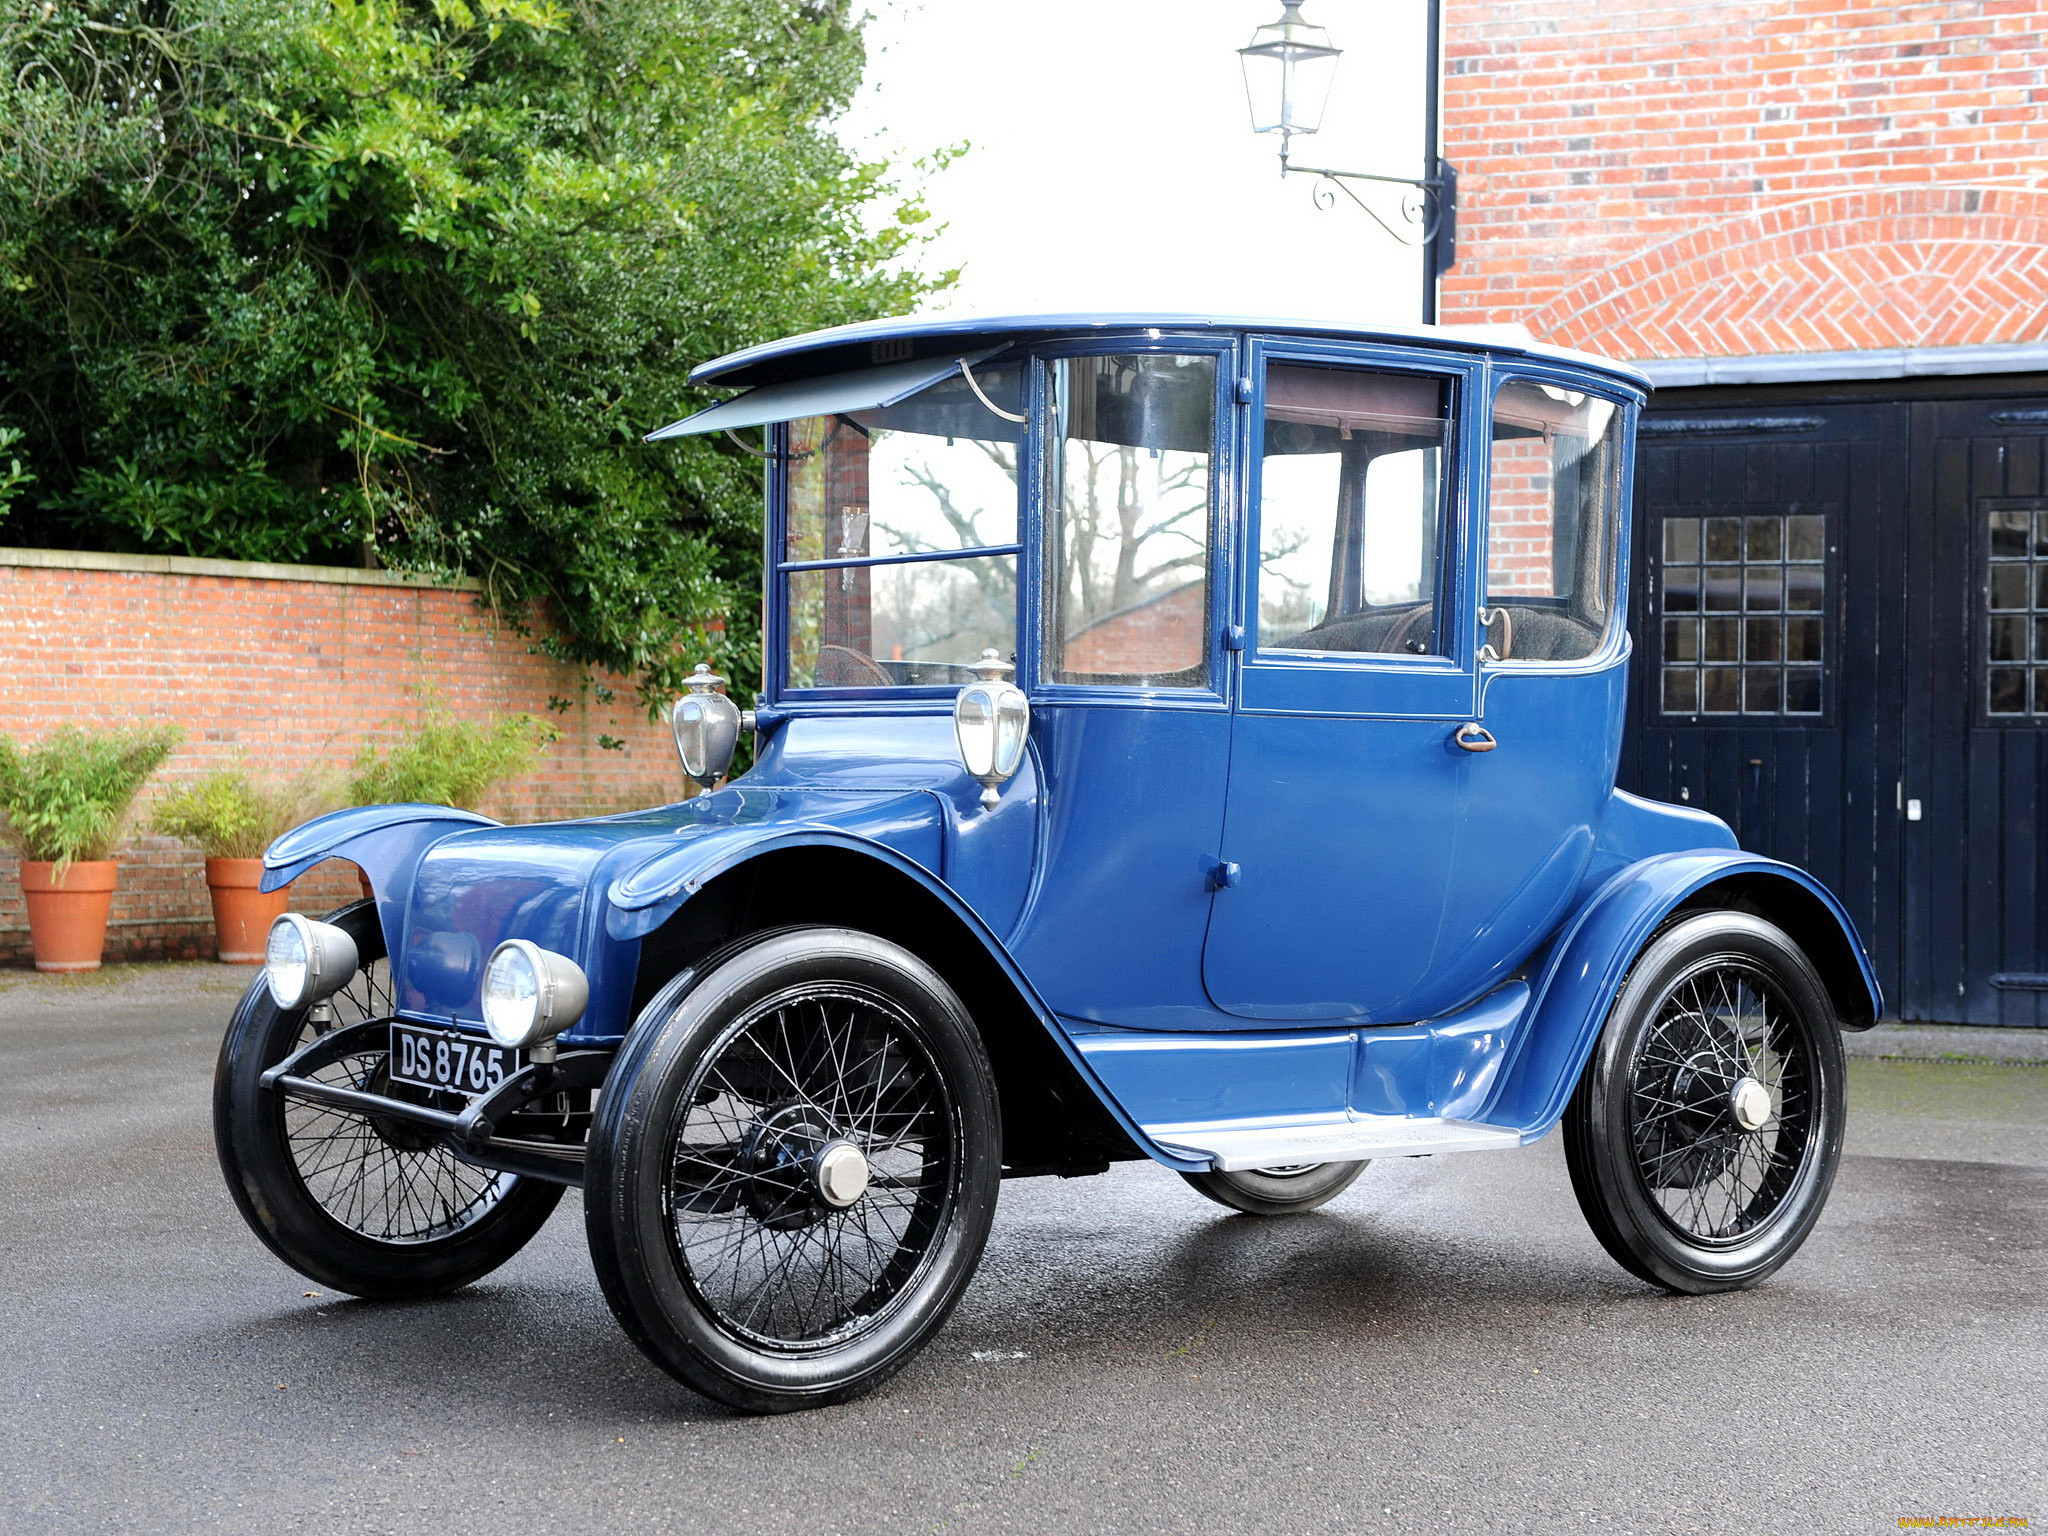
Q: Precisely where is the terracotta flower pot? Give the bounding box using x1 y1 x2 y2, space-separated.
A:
205 857 289 964
19 860 118 973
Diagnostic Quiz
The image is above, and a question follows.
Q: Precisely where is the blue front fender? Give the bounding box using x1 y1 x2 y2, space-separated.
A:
598 822 1206 1172
1486 850 1884 1137
262 803 501 960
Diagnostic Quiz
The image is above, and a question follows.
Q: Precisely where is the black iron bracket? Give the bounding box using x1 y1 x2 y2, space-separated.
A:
1281 153 1458 276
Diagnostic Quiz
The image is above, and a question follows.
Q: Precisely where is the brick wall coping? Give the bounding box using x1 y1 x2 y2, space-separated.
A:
1639 342 2048 391
0 545 483 591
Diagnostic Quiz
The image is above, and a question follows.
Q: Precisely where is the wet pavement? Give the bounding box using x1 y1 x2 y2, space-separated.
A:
2 963 2045 1535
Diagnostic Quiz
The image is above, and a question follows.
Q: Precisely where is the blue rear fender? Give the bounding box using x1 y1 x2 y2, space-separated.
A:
1484 850 1884 1139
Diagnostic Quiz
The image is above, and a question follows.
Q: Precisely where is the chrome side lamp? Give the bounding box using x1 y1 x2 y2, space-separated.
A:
672 662 745 791
952 649 1030 812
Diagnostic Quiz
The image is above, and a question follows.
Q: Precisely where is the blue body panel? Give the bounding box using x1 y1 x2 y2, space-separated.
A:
262 315 1879 1172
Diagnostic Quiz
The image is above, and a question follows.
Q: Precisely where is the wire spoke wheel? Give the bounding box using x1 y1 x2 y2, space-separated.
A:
1625 961 1815 1245
585 927 1000 1413
280 958 517 1244
664 985 958 1350
1564 910 1846 1294
214 899 561 1299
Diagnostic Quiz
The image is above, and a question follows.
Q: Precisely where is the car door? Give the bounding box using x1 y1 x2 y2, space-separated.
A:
1201 341 1483 1023
1002 343 1238 1030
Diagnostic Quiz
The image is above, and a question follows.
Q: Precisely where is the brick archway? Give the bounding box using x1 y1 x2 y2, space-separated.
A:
1524 187 2048 360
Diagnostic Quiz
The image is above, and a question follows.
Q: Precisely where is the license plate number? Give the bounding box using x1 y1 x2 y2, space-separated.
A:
389 1023 518 1095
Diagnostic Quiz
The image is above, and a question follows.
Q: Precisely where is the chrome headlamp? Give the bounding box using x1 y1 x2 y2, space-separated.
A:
264 913 361 1010
480 940 590 1050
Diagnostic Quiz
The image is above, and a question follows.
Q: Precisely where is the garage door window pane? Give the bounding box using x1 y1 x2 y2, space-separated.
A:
1984 503 2048 717
1659 507 1828 717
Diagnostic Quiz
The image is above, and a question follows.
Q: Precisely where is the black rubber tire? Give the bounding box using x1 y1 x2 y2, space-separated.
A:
1563 909 1846 1294
213 899 562 1300
1180 1161 1368 1215
584 927 1002 1414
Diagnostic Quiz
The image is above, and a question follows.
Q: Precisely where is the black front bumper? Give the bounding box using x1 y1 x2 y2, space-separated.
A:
259 1019 613 1187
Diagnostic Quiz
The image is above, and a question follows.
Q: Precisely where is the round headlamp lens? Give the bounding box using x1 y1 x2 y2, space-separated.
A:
481 943 543 1047
265 916 311 1008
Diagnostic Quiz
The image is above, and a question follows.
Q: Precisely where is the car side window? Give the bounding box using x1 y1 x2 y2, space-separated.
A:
1255 364 1451 657
781 366 1024 689
1046 354 1216 687
1484 380 1623 664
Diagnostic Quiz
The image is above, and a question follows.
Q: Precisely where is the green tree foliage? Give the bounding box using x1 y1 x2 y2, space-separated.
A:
0 0 946 705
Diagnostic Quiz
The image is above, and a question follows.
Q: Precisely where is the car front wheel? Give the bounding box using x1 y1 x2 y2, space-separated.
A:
584 927 1001 1413
213 899 563 1299
1563 909 1846 1294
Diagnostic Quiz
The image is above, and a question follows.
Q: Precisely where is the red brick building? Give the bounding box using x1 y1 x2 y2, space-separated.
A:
1440 0 2048 1023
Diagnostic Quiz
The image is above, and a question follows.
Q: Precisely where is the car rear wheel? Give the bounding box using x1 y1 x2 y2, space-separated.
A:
1179 1161 1368 1215
213 899 563 1299
584 927 1001 1414
1563 910 1845 1294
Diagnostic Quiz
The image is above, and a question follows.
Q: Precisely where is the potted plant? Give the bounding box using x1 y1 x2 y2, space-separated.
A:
152 770 334 963
345 708 554 895
0 725 183 972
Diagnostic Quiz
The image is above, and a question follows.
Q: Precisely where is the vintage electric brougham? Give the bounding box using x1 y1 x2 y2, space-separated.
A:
215 314 1881 1412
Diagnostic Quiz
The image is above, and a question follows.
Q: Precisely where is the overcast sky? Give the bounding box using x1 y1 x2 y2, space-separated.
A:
839 0 1430 324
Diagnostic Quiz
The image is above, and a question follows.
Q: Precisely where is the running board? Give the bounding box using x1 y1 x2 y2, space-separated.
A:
1149 1115 1524 1171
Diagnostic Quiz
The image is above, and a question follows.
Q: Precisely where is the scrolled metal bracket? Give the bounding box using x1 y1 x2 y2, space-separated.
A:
1283 153 1457 272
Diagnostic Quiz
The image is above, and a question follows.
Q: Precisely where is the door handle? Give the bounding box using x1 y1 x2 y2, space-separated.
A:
1452 722 1497 753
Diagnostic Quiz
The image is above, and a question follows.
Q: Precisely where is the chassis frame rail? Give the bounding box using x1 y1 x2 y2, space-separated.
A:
257 1018 613 1188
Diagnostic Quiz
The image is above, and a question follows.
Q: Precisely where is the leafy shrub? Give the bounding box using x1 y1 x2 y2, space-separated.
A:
0 725 183 867
151 768 337 860
347 712 556 813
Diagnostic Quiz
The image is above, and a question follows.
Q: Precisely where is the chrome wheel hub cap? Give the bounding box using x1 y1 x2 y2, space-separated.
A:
1729 1075 1774 1132
815 1140 870 1208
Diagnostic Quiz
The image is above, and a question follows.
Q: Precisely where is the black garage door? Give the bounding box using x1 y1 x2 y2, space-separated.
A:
1623 386 2048 1026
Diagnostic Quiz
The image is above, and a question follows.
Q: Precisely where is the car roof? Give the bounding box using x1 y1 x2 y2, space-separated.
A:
690 310 1650 392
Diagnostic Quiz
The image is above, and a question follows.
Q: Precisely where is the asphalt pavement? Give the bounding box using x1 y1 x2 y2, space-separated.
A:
2 963 2044 1536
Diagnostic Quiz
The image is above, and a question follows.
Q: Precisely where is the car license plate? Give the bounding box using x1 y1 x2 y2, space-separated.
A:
389 1022 518 1096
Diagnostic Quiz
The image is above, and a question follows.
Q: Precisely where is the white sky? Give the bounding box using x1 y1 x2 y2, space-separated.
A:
840 0 1430 324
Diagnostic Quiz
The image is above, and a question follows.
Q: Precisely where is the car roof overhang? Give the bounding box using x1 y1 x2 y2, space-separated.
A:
680 311 1652 394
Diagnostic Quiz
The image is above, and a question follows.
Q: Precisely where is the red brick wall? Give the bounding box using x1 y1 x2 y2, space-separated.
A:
1487 435 1558 594
1441 0 2048 357
0 551 690 966
1061 581 1206 673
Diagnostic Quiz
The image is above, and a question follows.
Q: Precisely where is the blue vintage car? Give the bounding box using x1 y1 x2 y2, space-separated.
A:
214 313 1881 1413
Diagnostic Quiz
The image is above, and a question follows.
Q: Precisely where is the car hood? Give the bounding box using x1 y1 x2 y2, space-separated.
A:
391 787 944 1028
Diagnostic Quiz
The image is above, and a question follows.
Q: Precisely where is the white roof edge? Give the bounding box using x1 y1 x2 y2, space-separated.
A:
690 310 1648 390
1639 342 2048 389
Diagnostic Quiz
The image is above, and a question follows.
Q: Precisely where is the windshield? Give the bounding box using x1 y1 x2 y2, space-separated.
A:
780 365 1023 688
